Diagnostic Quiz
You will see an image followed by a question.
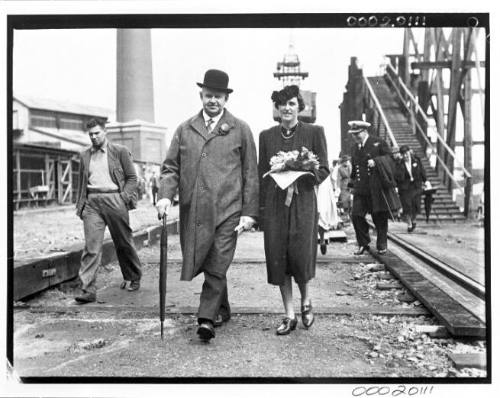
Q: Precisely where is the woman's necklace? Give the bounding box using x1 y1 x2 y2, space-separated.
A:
280 123 298 140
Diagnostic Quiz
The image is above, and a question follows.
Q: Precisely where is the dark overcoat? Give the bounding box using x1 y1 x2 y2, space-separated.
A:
159 109 259 281
258 122 329 285
395 155 427 216
75 141 138 218
350 135 397 214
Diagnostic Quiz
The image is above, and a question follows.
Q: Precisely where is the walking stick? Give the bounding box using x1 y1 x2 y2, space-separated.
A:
381 189 396 222
159 213 168 340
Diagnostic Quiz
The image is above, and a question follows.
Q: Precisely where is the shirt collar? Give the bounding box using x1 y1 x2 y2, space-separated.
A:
361 134 369 147
202 109 224 127
91 140 107 153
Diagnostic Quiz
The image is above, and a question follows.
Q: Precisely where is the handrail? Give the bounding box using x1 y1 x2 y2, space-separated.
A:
363 76 398 148
386 63 472 178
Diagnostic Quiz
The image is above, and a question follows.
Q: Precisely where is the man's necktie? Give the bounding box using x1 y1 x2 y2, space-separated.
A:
206 119 214 133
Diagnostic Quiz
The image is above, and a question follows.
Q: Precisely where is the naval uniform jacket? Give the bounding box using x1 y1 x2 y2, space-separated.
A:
349 135 395 214
258 122 329 285
159 109 259 281
75 142 138 218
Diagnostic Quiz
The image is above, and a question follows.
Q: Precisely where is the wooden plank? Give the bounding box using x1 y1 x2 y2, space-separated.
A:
13 222 178 301
411 60 485 69
449 353 487 370
371 250 486 337
25 305 430 317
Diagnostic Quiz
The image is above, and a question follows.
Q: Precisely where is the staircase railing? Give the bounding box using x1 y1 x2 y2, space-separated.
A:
384 63 472 202
363 76 398 149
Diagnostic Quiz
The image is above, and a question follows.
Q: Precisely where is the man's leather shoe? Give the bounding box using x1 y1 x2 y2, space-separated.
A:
75 291 96 304
301 301 315 329
409 222 416 232
214 314 231 327
127 280 140 292
197 322 215 342
120 281 127 289
276 316 298 335
354 245 369 255
320 242 327 255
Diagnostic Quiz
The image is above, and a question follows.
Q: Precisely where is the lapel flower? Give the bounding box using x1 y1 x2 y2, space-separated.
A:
216 123 232 136
412 162 417 167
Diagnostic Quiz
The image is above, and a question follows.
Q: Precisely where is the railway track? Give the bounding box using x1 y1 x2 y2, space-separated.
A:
365 224 486 338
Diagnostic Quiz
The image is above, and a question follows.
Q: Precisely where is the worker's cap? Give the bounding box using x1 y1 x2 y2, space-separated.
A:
348 120 371 134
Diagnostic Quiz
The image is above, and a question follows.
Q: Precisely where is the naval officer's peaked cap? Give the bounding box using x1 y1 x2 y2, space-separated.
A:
348 120 371 134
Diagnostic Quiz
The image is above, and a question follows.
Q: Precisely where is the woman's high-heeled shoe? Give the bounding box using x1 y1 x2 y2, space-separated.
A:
276 316 298 335
301 301 315 329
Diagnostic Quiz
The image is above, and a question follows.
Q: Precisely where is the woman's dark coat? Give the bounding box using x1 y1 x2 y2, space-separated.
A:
258 122 329 285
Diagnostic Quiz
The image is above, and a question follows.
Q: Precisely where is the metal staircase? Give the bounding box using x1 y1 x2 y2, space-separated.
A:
367 76 465 222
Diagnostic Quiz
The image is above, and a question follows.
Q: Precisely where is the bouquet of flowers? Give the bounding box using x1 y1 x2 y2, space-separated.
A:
264 147 320 206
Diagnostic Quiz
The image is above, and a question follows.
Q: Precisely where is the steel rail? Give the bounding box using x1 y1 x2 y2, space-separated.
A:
387 231 485 300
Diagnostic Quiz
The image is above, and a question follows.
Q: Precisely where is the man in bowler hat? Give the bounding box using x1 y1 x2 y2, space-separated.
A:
348 120 396 255
156 69 259 342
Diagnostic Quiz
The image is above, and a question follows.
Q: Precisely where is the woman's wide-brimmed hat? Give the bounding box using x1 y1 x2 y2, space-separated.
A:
197 69 233 93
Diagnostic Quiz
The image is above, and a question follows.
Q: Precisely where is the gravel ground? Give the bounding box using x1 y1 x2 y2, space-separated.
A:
13 199 177 260
13 231 487 379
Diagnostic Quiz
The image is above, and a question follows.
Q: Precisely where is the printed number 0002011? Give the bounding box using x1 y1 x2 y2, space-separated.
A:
351 385 434 397
346 16 426 27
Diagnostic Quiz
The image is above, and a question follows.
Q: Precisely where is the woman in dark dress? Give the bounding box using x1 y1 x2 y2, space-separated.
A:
258 85 329 335
395 145 430 232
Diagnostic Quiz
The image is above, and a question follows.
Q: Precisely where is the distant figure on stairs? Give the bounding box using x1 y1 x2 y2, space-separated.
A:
394 145 431 232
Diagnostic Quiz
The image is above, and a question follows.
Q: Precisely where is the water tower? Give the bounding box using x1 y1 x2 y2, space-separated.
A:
272 44 316 123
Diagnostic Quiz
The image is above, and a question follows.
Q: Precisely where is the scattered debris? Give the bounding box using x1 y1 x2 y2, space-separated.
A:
376 282 403 290
367 263 385 272
397 292 416 303
415 325 449 338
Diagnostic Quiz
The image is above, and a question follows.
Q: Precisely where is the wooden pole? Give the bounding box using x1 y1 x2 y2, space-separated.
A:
445 28 463 192
462 57 473 218
15 149 21 210
402 28 411 86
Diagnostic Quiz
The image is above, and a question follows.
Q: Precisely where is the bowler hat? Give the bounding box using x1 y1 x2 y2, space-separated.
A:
197 69 233 93
348 120 371 134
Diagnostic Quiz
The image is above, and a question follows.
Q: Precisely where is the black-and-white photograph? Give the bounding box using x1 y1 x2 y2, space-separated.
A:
1 1 494 395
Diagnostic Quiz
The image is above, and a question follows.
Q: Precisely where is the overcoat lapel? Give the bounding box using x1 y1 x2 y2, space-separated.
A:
206 109 236 143
189 112 209 140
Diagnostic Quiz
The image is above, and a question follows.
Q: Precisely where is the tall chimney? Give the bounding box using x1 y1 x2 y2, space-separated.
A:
116 29 155 123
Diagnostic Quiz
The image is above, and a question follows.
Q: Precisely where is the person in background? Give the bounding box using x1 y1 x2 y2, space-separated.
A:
155 69 258 343
259 85 329 335
348 120 400 255
317 159 340 254
150 172 159 205
337 155 352 222
394 145 430 232
74 118 142 304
